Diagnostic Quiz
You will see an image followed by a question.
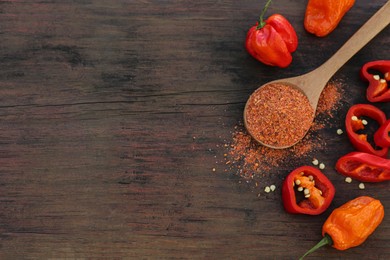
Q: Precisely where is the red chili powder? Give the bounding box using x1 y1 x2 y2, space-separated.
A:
244 83 314 148
223 81 344 182
316 80 343 117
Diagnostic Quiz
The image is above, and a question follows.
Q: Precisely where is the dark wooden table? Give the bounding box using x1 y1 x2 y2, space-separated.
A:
1 1 389 259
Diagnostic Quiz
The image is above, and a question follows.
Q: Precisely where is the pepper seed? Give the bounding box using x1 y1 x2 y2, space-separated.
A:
312 159 319 166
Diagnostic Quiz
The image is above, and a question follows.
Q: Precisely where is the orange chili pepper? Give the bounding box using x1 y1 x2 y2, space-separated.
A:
300 196 384 259
304 0 355 37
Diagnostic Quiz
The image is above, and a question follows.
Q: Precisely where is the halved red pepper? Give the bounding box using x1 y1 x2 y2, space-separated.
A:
374 119 390 148
345 104 388 158
282 166 335 215
360 60 390 102
336 152 390 182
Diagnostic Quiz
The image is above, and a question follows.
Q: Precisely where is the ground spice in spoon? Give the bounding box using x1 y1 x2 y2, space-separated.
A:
244 83 314 148
221 81 344 193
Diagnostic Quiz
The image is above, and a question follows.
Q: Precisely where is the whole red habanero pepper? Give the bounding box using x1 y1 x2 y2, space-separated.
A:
336 152 390 182
300 196 384 259
282 166 335 215
360 60 390 102
345 104 388 158
245 0 298 68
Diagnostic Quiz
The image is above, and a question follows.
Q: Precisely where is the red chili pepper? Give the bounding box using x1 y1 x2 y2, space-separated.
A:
245 0 298 68
345 104 388 158
374 119 390 148
282 166 335 215
336 152 390 182
360 60 390 102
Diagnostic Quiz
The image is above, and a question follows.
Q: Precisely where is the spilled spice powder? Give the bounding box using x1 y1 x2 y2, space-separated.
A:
225 124 323 180
244 83 314 148
223 81 344 185
316 80 343 117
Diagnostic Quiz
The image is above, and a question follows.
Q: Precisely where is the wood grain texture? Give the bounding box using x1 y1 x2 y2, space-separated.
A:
0 0 389 259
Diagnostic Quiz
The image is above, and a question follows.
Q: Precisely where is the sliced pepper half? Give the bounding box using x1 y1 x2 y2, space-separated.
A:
360 60 390 102
336 152 390 182
374 119 390 148
345 104 388 158
282 166 335 215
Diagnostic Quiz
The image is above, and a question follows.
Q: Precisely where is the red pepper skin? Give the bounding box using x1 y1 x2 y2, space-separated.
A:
336 152 390 182
245 14 298 68
282 166 335 215
360 60 390 102
345 104 388 158
304 0 355 37
265 14 298 53
374 119 390 148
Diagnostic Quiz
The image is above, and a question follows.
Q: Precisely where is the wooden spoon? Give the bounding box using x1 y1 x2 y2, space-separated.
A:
244 0 390 149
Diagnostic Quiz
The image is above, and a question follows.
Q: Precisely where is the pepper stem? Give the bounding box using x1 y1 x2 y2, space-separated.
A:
257 0 273 29
299 234 333 260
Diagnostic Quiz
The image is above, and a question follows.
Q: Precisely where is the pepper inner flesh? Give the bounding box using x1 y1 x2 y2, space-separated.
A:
352 115 380 148
294 174 325 208
372 80 388 97
342 160 389 179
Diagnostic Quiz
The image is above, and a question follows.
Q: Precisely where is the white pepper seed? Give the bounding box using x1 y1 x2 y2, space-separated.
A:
270 185 276 191
359 183 365 190
362 119 368 125
319 163 325 170
373 75 380 80
264 186 271 193
312 159 319 166
345 177 352 183
351 116 358 121
337 129 343 135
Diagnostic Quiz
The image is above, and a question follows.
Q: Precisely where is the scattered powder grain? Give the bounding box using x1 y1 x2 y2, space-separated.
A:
316 81 343 117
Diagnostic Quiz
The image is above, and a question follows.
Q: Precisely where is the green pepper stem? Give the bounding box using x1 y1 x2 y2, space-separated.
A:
299 234 333 260
257 0 273 29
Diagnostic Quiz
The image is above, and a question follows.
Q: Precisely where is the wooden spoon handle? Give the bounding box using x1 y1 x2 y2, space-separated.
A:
316 0 390 84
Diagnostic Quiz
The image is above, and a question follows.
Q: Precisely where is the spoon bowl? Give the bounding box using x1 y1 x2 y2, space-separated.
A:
244 0 390 149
